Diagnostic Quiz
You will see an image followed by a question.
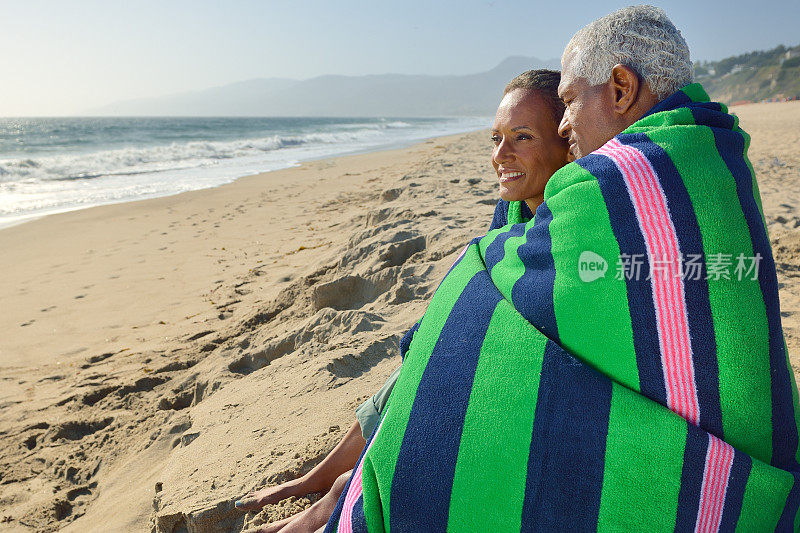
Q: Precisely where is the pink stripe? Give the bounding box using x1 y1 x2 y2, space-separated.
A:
596 139 700 424
621 146 694 418
696 437 715 532
611 145 686 412
698 439 722 531
712 443 734 528
338 418 386 533
629 146 696 422
695 434 734 532
598 140 696 422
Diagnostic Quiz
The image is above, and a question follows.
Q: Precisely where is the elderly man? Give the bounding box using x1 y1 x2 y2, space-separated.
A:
326 6 800 532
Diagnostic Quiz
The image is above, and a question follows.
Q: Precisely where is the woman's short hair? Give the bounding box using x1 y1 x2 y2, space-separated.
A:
503 69 565 125
563 5 693 100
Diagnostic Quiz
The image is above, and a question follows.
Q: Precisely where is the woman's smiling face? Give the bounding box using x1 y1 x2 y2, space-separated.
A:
491 88 570 212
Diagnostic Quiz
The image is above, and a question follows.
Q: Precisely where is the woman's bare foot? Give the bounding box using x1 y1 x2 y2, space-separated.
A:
241 509 310 533
242 470 351 533
235 477 310 511
235 422 365 512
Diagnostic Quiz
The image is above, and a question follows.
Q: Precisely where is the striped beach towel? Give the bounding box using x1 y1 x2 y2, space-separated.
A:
325 84 800 532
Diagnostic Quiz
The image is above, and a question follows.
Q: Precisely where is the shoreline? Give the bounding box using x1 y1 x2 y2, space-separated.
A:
0 123 489 232
0 129 476 370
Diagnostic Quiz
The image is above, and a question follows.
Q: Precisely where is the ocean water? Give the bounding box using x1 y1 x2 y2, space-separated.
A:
0 116 489 227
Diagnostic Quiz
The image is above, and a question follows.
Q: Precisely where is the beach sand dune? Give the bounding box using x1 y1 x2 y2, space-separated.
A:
0 102 798 532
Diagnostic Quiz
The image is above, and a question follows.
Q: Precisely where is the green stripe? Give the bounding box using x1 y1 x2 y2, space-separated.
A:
507 200 523 224
478 201 531 302
359 458 384 533
648 126 773 464
481 223 529 301
547 172 640 392
480 226 505 253
681 83 710 103
597 383 685 530
360 243 485 533
735 458 794 531
447 302 547 530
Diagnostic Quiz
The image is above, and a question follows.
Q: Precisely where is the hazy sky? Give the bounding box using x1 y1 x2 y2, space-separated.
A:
1 0 798 116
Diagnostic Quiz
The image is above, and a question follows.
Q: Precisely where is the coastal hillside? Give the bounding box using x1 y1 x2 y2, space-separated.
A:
696 44 800 103
85 45 800 116
85 56 559 117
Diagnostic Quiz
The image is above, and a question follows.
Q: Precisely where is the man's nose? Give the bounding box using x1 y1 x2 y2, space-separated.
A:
558 113 571 139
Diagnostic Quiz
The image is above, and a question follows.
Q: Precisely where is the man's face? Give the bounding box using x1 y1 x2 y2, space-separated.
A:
557 51 617 159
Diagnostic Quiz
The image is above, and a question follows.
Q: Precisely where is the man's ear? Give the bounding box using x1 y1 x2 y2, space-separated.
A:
609 64 640 115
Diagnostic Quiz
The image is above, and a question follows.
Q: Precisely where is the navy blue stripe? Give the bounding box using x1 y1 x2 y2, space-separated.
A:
674 424 709 531
617 132 724 439
489 199 510 230
777 474 800 532
643 88 693 117
520 341 611 531
520 200 535 220
484 221 527 273
718 451 752 531
399 322 419 360
488 200 534 232
708 121 799 470
578 153 666 406
351 494 368 533
390 272 501 532
510 202 559 343
687 102 736 130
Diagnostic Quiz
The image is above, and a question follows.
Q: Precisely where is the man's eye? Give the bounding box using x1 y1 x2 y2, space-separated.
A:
516 134 532 141
491 135 501 144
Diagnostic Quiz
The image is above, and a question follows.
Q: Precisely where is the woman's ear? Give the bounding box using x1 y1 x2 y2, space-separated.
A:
609 64 640 115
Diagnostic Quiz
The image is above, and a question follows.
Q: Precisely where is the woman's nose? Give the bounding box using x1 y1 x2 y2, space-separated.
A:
493 139 513 163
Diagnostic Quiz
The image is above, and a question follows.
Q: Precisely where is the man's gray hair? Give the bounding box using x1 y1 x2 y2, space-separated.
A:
563 5 693 100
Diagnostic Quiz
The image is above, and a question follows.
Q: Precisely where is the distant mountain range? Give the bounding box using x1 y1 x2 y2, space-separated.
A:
84 45 800 117
697 43 800 103
84 56 560 117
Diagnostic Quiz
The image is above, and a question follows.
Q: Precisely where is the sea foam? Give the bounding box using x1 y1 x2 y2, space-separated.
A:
0 116 488 225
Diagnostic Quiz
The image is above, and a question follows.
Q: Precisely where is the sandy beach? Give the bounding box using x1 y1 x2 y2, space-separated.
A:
1 101 799 532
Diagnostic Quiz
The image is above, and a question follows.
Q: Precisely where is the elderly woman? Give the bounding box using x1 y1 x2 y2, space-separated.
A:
234 69 571 533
